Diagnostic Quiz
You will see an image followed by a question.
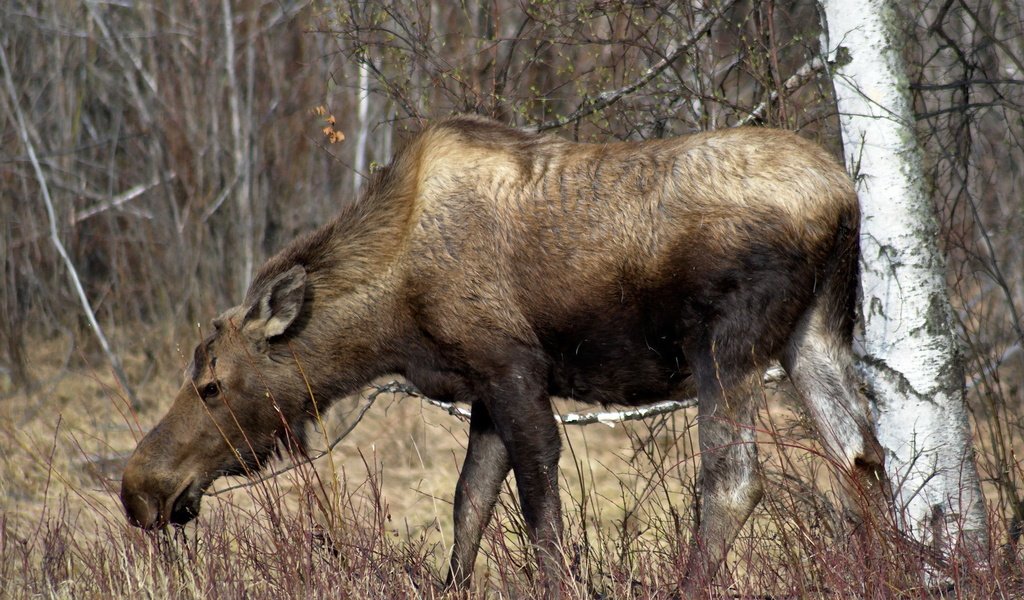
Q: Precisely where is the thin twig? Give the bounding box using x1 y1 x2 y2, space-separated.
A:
534 0 738 132
83 1 156 125
208 367 787 494
736 56 827 127
72 171 175 224
207 384 384 496
0 40 141 410
909 78 1024 91
199 173 240 225
406 365 786 426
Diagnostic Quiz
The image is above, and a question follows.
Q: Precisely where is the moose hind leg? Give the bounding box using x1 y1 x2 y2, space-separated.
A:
683 374 763 592
447 401 511 590
782 307 889 523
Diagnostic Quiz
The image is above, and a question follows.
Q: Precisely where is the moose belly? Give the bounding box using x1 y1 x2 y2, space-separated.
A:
541 318 693 407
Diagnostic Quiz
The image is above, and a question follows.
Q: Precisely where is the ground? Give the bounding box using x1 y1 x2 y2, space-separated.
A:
0 329 1009 598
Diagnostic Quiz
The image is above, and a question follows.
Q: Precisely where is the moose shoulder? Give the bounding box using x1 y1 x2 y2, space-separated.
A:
121 115 889 594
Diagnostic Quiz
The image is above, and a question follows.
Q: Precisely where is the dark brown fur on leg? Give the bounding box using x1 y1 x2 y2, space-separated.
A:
446 401 511 590
471 349 565 598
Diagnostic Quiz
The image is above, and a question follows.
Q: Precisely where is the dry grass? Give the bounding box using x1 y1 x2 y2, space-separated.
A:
2 333 1019 598
2 0 1023 597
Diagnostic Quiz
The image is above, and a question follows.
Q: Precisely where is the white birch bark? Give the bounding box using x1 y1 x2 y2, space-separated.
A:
821 0 989 557
353 57 371 197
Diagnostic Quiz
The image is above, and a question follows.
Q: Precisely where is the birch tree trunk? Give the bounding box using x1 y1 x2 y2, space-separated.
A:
820 0 989 560
353 57 371 198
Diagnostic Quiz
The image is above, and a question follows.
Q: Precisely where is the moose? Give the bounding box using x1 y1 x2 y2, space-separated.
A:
121 115 889 595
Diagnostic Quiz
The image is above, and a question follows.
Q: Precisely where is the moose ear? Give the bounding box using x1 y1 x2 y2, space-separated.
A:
244 265 306 340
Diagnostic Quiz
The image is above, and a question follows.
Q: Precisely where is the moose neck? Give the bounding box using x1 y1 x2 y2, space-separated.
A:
254 191 415 414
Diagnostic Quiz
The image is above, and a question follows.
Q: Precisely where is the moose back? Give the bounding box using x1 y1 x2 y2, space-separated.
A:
121 115 888 594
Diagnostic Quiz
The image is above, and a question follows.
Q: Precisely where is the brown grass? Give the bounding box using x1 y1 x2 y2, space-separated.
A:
2 333 1019 598
2 4 1023 594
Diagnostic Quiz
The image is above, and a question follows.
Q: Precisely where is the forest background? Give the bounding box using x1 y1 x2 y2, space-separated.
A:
2 0 1023 597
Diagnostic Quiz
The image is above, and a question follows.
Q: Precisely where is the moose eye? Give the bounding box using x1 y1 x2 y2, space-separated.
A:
200 382 220 400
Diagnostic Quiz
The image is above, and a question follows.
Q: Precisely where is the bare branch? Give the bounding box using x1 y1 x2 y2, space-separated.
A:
72 171 175 224
0 41 140 409
199 173 241 225
204 366 788 494
735 57 828 127
83 1 157 125
223 0 255 296
207 383 384 496
909 78 1024 91
534 0 738 132
371 366 787 426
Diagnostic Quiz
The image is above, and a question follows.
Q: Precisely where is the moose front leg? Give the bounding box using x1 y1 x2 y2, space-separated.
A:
447 401 511 590
475 358 564 597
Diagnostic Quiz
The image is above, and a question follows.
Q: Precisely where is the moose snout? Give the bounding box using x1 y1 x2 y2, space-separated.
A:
120 466 202 530
121 432 210 530
121 487 161 529
120 459 167 529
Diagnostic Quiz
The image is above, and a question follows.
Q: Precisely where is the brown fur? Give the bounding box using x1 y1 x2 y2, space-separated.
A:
121 115 888 595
